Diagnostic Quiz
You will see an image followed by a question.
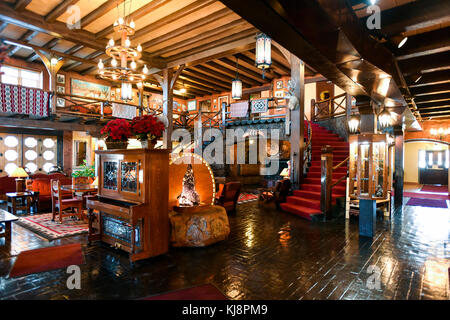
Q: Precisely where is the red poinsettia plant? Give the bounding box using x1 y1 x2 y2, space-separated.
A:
131 114 165 141
101 118 132 141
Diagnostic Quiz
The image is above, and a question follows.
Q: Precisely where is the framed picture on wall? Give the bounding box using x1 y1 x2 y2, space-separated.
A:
200 99 211 112
56 98 65 107
187 100 196 111
276 80 283 89
56 86 65 94
71 78 110 100
56 74 65 84
274 90 284 98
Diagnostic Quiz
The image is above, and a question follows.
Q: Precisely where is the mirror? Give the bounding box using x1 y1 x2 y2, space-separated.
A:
74 140 87 167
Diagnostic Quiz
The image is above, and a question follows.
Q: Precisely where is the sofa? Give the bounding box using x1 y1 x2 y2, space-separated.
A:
0 172 72 212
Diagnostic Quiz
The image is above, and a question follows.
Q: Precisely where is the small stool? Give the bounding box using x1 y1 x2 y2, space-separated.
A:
169 205 230 247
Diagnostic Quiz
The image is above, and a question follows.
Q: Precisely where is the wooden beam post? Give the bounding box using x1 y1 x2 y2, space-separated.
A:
35 51 64 113
356 96 376 133
393 125 404 211
289 55 305 188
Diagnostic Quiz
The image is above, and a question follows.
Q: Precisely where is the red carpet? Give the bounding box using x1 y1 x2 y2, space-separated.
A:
143 284 227 300
9 243 85 278
280 122 348 220
406 198 448 208
404 192 450 200
238 193 258 204
420 185 448 193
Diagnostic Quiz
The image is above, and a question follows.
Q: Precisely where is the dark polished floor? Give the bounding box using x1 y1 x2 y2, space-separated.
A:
0 199 448 300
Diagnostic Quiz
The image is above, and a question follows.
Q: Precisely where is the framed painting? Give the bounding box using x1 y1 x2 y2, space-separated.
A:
187 100 196 111
56 74 65 84
71 78 110 100
199 99 211 112
56 86 65 94
56 98 65 107
276 80 283 89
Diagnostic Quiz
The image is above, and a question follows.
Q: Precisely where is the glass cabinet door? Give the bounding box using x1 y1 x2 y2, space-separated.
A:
372 142 386 198
359 143 370 197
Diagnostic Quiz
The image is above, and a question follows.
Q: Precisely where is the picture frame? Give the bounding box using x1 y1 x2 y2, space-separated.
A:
274 90 284 98
56 98 65 107
56 86 65 94
71 78 110 100
56 74 65 84
187 100 196 111
276 80 283 89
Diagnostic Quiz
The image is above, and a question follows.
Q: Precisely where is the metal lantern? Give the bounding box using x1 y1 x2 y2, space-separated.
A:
121 82 133 101
232 78 242 100
255 33 272 72
378 107 392 128
348 114 360 133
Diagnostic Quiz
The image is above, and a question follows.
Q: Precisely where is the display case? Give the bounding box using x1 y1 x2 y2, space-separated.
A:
348 133 389 200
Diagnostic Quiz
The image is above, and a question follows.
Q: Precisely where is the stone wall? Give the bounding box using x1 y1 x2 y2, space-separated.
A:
316 116 349 141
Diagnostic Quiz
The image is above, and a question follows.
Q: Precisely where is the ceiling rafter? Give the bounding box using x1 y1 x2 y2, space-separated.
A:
7 29 38 56
78 0 125 29
26 37 60 62
45 0 79 23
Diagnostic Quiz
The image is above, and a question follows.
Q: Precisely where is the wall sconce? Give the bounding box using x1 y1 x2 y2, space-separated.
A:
348 114 360 133
378 106 392 128
430 127 449 140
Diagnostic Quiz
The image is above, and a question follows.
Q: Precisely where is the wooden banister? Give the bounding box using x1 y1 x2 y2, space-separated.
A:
332 156 349 171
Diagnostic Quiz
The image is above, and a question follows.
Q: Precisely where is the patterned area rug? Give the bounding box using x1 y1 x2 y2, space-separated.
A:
420 185 448 193
15 213 88 241
238 193 258 204
406 198 448 209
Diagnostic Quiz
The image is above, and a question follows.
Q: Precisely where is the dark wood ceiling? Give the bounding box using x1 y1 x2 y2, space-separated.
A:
353 0 450 120
0 0 317 100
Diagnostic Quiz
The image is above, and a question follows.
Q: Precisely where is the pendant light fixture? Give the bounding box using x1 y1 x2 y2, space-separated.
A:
348 113 360 133
378 106 392 128
255 33 272 79
232 58 242 100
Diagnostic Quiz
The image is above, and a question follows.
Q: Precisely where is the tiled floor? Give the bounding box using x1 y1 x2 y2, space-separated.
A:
0 200 448 300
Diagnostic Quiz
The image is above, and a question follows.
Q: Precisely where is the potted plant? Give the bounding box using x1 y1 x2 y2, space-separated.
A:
72 160 95 184
131 114 165 149
100 118 132 149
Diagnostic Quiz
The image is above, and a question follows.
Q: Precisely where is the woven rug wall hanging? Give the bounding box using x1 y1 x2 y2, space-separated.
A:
251 98 269 113
0 83 50 117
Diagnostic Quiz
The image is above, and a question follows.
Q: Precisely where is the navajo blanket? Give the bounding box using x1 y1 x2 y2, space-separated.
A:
251 98 269 113
0 83 50 117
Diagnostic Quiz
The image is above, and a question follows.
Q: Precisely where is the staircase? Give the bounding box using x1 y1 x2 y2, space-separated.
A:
280 122 349 221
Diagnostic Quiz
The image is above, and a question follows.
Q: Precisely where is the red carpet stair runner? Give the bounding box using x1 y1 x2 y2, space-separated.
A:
280 122 349 221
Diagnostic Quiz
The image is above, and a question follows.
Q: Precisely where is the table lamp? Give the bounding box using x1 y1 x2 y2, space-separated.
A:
280 168 290 179
9 167 29 192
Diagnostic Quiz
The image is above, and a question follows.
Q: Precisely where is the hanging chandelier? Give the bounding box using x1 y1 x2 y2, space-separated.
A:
348 114 360 133
232 58 242 100
378 106 392 128
255 33 271 79
97 0 148 101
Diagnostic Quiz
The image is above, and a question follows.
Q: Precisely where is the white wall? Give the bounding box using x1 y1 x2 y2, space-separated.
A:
404 141 448 183
304 83 316 119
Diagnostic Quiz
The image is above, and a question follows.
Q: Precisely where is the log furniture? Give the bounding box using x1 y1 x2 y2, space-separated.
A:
86 149 169 262
51 180 84 223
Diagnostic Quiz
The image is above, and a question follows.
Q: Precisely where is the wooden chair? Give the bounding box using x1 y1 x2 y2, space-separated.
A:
215 181 241 213
50 179 83 223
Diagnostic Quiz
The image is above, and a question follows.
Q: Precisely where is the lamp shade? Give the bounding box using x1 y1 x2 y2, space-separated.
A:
121 82 133 101
280 168 289 178
255 33 272 70
232 78 242 100
9 167 29 178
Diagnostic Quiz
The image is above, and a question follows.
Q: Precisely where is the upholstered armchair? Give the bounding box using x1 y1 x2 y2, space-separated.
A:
215 181 241 213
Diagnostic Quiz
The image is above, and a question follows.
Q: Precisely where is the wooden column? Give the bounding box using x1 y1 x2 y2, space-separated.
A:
359 199 376 237
289 55 305 188
35 51 64 113
393 125 404 211
320 145 333 219
356 96 376 133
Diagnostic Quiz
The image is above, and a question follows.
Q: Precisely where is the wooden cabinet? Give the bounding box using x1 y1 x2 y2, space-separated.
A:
87 149 169 261
349 133 389 200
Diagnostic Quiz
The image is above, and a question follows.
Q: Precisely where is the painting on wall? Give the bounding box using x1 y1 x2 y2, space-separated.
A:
187 100 196 111
56 97 65 107
56 86 65 94
276 80 283 89
71 78 110 100
56 74 65 84
199 99 211 112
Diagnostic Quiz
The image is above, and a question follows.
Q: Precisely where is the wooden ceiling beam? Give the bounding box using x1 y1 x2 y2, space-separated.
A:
95 0 172 39
178 74 229 92
247 49 291 75
419 109 450 116
217 57 267 82
205 61 261 86
360 0 450 36
0 1 166 69
414 100 450 110
411 83 450 97
399 51 450 75
64 44 84 55
408 70 450 87
26 37 59 62
133 0 216 39
142 8 234 51
396 27 450 61
414 92 450 104
233 53 279 79
176 77 220 94
63 50 104 71
79 0 125 28
183 68 231 89
191 65 252 87
14 0 31 11
7 29 38 56
147 18 248 58
45 0 79 23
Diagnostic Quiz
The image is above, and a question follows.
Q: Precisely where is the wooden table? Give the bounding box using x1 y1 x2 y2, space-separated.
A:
61 184 97 193
6 192 32 215
0 209 18 251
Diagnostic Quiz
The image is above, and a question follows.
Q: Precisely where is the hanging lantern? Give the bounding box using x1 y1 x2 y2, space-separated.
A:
232 78 242 100
378 107 392 128
121 82 133 101
255 33 272 78
348 114 360 133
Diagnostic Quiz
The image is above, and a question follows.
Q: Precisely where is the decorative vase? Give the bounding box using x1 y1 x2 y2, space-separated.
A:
141 139 157 149
105 140 128 150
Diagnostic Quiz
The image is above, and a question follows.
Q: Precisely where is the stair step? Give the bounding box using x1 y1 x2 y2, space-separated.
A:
293 190 345 201
304 177 347 186
287 196 321 210
302 183 346 193
279 203 322 221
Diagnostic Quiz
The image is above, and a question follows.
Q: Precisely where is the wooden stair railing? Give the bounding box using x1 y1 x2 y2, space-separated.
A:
303 115 313 177
320 145 349 219
311 93 351 122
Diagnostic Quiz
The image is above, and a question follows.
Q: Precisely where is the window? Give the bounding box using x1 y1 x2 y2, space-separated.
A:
0 65 43 89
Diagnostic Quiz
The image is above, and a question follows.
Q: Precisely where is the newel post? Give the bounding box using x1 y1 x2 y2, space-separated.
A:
310 99 315 122
320 145 333 219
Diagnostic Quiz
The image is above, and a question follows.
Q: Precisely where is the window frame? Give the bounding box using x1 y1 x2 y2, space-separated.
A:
0 64 43 89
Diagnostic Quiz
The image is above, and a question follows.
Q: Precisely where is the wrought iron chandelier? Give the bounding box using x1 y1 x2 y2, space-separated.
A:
97 0 148 101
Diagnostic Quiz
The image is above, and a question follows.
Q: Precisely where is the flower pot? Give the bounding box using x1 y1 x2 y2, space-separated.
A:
105 140 128 150
141 139 157 149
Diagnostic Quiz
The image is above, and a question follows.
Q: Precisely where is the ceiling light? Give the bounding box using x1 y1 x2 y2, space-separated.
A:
398 37 408 48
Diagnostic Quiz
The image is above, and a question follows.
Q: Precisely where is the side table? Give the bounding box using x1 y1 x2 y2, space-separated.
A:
0 209 18 252
6 192 32 215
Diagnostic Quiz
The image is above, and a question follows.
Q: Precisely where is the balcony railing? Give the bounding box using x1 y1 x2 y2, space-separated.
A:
0 83 51 117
